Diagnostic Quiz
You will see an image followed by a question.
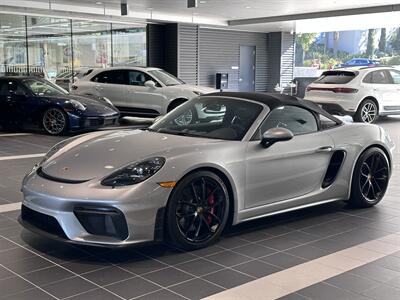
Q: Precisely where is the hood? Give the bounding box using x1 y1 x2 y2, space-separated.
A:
41 129 222 181
51 94 118 116
172 84 217 95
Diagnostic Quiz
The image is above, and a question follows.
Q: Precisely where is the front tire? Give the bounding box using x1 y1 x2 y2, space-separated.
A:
354 99 378 123
349 147 390 208
166 171 230 250
42 108 68 135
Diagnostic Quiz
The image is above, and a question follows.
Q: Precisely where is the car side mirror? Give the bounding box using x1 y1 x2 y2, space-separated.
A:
144 80 156 88
261 127 294 148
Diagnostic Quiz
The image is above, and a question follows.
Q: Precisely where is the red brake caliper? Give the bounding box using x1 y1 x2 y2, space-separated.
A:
207 188 215 225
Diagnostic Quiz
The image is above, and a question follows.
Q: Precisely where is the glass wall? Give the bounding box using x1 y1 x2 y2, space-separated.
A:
0 13 146 80
0 14 27 75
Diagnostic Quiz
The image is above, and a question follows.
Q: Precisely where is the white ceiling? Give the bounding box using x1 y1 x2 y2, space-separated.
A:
2 0 400 32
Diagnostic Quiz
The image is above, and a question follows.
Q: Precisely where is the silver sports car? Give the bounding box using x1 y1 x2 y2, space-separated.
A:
20 92 395 250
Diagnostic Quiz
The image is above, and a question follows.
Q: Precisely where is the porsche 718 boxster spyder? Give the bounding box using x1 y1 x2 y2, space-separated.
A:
20 92 395 250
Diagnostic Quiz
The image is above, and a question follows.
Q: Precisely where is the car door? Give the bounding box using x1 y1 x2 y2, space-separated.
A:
0 80 31 127
245 105 334 209
0 80 11 125
124 70 166 115
91 70 128 108
371 70 396 107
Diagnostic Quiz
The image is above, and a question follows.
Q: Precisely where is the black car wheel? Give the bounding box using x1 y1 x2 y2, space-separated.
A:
166 171 230 250
350 147 389 208
42 108 68 135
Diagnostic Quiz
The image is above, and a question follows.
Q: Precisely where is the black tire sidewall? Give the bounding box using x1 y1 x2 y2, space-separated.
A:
355 99 378 123
166 171 230 250
350 147 389 208
42 108 68 135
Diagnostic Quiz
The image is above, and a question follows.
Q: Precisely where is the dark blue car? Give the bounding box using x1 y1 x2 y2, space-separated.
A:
0 76 119 135
335 58 380 69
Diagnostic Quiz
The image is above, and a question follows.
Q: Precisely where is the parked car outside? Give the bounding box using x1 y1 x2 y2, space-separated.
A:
54 68 93 91
334 58 379 69
304 66 400 123
0 76 119 135
70 67 216 122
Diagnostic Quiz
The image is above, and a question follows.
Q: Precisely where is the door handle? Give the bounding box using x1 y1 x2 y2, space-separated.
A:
316 146 333 153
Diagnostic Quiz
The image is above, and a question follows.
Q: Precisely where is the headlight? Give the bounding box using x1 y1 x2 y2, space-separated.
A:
102 97 114 106
70 99 86 111
193 91 203 96
101 157 165 187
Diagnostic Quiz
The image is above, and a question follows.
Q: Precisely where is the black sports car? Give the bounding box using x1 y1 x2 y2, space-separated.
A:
0 76 120 135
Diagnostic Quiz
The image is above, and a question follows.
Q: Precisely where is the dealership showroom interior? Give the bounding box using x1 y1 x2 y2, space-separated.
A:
3 0 400 299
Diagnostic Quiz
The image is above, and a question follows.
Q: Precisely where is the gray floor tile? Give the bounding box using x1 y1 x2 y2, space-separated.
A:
362 283 400 300
142 267 194 287
135 289 186 300
106 277 161 299
326 272 380 294
202 268 253 289
205 250 252 267
169 278 224 300
0 276 34 298
81 265 135 286
118 256 168 275
284 244 331 260
41 276 97 299
175 258 223 276
231 243 277 258
298 282 367 300
67 288 123 300
2 288 56 300
260 252 307 269
2 255 54 275
61 258 109 274
257 235 301 251
351 263 400 283
22 265 75 286
232 259 281 278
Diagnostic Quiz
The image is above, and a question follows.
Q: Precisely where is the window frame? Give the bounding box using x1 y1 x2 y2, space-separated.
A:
388 69 400 84
250 104 321 141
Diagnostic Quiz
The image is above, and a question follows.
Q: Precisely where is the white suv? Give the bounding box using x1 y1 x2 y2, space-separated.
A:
71 67 216 118
305 66 400 123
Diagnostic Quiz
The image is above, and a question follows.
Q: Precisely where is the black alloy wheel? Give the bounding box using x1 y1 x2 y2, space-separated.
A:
166 171 229 250
350 147 389 208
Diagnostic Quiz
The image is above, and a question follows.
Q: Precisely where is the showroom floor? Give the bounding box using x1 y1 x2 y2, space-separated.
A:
0 118 399 300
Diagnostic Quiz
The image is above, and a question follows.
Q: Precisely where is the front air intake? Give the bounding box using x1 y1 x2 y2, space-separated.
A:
73 207 129 240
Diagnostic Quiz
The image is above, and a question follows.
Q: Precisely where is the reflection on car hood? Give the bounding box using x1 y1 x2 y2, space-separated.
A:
41 129 223 181
50 95 118 116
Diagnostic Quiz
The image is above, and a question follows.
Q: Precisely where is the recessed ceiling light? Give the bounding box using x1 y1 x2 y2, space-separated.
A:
1 25 11 29
245 6 251 9
199 0 207 3
95 1 102 5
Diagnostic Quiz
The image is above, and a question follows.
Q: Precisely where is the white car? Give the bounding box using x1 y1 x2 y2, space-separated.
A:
71 67 216 119
305 66 400 123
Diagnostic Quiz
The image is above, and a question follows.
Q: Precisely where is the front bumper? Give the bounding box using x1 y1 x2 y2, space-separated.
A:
20 171 172 247
68 113 119 131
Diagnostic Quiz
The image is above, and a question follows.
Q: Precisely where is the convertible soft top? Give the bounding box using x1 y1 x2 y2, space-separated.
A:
206 92 343 124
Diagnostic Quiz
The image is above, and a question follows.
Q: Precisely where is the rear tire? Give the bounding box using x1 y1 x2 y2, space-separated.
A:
349 147 390 208
354 99 378 123
165 171 230 250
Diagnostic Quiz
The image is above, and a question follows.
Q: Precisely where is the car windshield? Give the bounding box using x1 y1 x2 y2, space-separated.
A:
22 79 69 96
149 97 263 141
148 69 185 86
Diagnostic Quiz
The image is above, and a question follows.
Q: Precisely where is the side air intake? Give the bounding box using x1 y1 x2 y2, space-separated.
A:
322 150 346 188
